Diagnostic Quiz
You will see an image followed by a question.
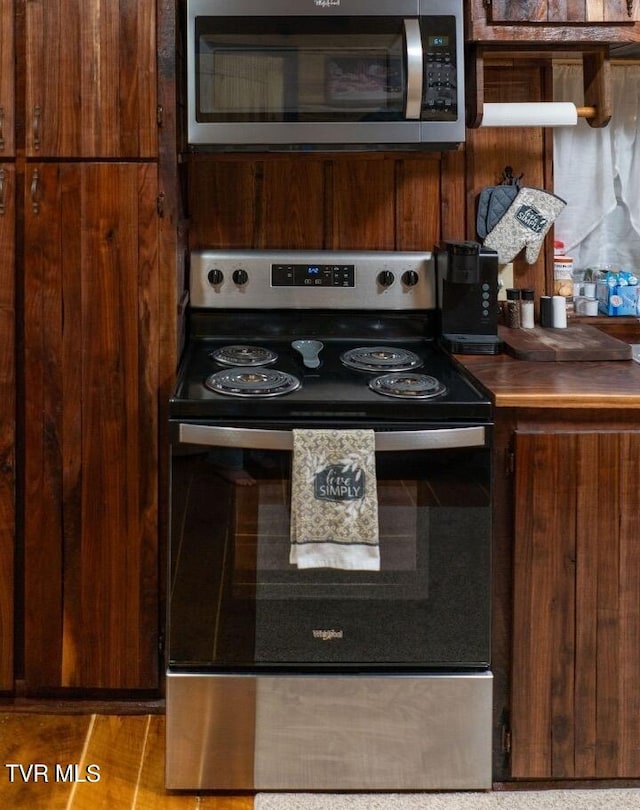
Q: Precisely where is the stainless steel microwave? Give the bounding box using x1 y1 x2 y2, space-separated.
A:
186 0 465 151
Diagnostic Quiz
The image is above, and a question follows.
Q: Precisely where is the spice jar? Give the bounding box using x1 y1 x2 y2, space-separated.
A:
505 288 521 328
521 289 535 328
553 256 574 298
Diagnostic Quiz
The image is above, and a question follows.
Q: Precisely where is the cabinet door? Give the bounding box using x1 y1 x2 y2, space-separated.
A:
511 431 640 778
0 0 14 157
23 163 159 691
0 163 15 691
489 1 639 23
25 1 157 158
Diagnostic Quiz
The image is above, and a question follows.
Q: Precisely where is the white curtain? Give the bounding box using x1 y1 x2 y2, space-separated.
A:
553 64 640 270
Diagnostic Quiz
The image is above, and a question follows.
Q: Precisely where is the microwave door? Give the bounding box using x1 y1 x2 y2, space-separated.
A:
188 15 428 147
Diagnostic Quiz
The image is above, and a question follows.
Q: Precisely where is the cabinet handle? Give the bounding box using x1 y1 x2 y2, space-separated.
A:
0 169 5 215
33 105 42 151
628 0 634 17
0 107 4 151
30 169 41 215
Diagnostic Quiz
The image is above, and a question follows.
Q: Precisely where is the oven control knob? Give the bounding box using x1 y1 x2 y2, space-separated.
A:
207 268 224 286
377 270 395 288
233 269 249 286
402 270 419 287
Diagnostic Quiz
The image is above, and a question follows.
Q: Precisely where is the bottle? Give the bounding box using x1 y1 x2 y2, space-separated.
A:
505 288 521 328
540 295 553 327
552 295 567 328
521 289 535 328
553 256 574 298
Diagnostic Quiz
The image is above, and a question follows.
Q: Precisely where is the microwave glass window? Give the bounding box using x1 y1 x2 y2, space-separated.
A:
195 18 406 123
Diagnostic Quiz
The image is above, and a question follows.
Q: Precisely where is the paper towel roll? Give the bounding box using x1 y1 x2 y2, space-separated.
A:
480 102 578 128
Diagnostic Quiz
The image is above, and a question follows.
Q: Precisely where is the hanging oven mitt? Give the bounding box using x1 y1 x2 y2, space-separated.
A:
476 183 520 239
483 187 567 264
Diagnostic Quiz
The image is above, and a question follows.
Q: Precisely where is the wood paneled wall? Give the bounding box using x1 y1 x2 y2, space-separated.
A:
466 62 551 296
187 154 443 252
185 64 550 299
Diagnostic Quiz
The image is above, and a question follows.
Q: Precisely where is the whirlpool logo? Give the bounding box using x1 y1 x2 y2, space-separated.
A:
314 0 341 7
313 629 344 641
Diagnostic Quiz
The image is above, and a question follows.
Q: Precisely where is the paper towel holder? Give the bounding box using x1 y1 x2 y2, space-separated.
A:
466 45 612 129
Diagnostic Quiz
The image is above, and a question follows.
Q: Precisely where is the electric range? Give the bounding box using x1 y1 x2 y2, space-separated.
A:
166 249 494 792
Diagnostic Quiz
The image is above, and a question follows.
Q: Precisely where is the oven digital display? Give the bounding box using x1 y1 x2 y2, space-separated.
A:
272 263 355 287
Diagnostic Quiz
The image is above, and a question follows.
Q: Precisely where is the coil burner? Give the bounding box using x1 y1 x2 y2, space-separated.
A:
204 367 301 398
210 345 278 367
369 372 447 400
340 346 423 373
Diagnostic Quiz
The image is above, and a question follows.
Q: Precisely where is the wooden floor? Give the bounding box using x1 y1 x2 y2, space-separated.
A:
0 713 255 809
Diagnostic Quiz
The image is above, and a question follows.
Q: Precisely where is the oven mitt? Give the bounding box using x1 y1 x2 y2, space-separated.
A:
476 183 520 238
483 187 567 264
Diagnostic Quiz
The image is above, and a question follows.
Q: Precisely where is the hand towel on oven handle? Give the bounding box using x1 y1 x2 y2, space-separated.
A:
289 429 380 571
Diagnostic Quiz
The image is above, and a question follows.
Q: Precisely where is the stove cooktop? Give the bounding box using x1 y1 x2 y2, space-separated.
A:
170 334 492 423
173 251 492 424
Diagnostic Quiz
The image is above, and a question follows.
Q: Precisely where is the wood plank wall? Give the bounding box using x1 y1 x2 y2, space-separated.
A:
185 64 550 300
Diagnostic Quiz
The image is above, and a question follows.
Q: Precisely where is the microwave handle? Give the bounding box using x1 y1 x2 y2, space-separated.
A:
175 423 487 452
404 18 423 120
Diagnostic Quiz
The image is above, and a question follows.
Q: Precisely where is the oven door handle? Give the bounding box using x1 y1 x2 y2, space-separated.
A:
175 423 487 451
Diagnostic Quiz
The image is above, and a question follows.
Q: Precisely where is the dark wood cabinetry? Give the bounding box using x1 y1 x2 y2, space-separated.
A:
488 1 639 24
461 354 640 783
24 0 157 158
14 0 175 693
487 405 640 783
0 0 14 158
468 0 640 40
23 163 161 691
0 162 15 693
510 425 640 779
0 0 14 694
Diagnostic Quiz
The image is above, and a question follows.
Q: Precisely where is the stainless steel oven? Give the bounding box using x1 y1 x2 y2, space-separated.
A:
166 250 493 791
186 0 465 150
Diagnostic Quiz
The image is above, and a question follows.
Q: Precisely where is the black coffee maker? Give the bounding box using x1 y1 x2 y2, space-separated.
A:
435 240 502 355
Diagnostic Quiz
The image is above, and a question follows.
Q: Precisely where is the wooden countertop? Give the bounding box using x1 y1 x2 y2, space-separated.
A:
456 352 640 409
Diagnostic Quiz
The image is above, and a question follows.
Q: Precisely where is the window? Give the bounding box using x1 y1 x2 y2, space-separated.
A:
553 64 640 271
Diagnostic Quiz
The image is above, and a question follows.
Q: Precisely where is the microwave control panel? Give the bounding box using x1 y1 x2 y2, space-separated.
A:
421 17 458 120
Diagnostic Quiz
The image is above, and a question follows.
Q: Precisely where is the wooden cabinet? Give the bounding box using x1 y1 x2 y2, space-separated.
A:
23 163 160 691
14 0 179 693
509 425 640 779
0 0 14 157
0 0 14 694
487 0 639 24
468 0 640 41
0 162 15 692
24 0 157 158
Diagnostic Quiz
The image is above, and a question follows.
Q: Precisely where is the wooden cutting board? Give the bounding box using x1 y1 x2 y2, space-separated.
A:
499 324 633 361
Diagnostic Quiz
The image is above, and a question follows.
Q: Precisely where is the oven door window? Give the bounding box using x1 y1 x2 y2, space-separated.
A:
194 17 406 123
169 434 491 670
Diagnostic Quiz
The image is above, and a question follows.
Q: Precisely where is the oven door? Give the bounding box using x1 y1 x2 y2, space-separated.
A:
168 421 491 671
